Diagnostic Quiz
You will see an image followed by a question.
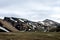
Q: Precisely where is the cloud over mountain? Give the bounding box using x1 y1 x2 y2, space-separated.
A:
0 0 60 22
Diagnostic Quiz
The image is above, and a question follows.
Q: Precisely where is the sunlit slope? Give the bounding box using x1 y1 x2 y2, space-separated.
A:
0 19 19 32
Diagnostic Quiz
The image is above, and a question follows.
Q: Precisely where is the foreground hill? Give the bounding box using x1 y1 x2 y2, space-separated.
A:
0 32 60 40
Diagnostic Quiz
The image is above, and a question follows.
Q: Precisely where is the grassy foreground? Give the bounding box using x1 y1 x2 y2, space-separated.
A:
0 32 60 40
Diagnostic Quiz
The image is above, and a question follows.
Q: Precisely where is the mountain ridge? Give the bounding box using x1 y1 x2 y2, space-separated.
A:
0 17 60 32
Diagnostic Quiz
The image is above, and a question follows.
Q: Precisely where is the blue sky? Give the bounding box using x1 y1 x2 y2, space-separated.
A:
0 0 60 22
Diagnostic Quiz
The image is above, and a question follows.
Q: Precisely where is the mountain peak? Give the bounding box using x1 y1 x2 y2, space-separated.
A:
43 19 53 22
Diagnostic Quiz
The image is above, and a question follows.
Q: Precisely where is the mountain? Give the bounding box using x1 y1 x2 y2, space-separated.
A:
42 19 59 27
40 19 60 32
0 17 60 32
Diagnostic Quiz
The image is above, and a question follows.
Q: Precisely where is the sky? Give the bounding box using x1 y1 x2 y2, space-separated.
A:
0 0 60 22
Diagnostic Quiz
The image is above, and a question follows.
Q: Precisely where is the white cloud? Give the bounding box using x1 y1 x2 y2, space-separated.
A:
52 7 60 13
50 7 60 20
51 14 60 18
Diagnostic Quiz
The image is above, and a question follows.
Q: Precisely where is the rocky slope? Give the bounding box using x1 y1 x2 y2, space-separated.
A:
0 17 60 32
